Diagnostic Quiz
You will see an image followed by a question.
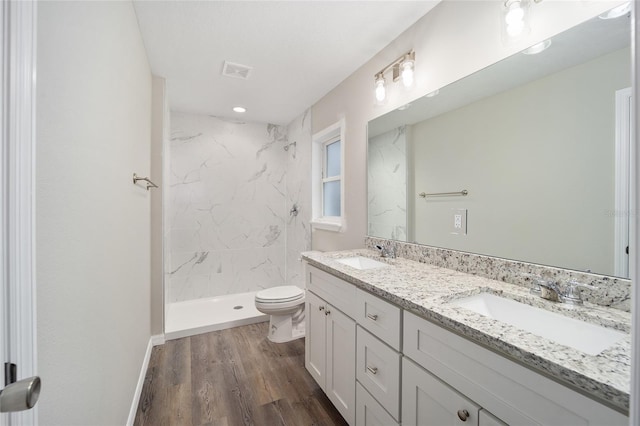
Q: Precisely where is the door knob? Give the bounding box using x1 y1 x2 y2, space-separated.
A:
0 376 41 412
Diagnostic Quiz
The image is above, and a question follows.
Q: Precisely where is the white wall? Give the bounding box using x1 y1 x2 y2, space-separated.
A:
36 1 152 424
311 0 623 251
411 47 629 276
150 76 166 335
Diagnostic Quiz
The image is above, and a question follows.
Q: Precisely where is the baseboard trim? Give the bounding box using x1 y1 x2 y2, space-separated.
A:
126 334 164 426
151 333 165 346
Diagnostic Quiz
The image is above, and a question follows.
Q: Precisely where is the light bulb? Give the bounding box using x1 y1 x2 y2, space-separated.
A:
507 21 525 37
375 76 386 102
401 60 414 88
505 3 524 26
504 0 527 38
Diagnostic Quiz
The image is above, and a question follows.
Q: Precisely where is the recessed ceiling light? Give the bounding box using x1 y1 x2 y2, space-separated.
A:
233 106 246 113
599 2 631 20
397 103 412 111
523 39 552 55
426 89 440 98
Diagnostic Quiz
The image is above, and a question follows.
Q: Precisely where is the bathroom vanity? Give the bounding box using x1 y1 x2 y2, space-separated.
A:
302 250 630 426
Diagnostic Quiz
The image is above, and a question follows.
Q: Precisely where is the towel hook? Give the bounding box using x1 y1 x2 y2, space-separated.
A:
133 173 158 190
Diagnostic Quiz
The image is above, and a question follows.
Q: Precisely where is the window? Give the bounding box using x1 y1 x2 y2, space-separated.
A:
312 119 345 232
322 138 341 216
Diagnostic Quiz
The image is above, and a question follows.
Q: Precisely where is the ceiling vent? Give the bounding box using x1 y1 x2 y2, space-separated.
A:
222 61 253 80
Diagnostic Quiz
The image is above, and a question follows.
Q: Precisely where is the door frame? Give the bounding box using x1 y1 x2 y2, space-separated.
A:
632 3 640 426
614 87 632 278
1 1 38 424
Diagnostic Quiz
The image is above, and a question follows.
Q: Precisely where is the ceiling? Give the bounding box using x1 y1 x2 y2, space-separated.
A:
132 1 440 125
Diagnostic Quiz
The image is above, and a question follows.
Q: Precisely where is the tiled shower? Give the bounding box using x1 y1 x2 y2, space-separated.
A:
163 110 311 334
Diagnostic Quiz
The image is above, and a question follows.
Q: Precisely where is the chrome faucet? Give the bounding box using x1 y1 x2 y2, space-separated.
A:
561 280 597 305
536 280 563 302
530 278 596 305
375 243 396 259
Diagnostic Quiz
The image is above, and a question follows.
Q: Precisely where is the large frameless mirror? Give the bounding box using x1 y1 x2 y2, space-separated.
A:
367 9 631 278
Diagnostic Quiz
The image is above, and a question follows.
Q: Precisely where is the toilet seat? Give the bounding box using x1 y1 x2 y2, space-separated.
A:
255 286 305 304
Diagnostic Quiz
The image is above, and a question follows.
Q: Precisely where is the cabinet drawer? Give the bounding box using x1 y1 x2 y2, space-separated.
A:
402 357 480 426
356 382 399 426
307 265 356 318
356 326 401 421
356 288 401 351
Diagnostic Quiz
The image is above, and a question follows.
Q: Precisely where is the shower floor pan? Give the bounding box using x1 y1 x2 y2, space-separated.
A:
165 291 268 340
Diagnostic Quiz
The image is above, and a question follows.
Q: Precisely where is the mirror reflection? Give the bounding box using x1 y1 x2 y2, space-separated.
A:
368 12 631 278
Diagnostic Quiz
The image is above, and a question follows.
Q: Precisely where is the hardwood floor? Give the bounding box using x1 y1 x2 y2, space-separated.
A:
134 322 348 426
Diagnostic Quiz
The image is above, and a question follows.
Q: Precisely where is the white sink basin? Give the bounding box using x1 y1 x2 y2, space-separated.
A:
336 256 388 270
450 292 625 356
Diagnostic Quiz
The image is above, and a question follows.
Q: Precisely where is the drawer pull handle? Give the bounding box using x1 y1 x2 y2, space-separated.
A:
319 306 324 311
366 313 378 321
366 366 378 375
457 409 469 421
325 309 331 316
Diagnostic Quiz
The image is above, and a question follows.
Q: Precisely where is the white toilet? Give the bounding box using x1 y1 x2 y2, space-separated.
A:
254 285 305 343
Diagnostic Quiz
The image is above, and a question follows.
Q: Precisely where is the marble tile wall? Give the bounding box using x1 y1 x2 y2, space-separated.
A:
365 236 631 312
285 109 312 288
165 112 311 303
368 126 408 240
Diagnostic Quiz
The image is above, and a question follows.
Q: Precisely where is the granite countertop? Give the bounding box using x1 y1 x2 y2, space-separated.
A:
301 249 631 413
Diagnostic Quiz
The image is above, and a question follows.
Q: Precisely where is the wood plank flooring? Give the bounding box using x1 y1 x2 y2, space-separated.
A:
134 322 348 426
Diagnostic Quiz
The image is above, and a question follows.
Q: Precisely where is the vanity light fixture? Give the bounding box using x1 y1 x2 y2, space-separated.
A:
523 39 551 55
232 106 247 113
598 2 631 20
373 50 415 103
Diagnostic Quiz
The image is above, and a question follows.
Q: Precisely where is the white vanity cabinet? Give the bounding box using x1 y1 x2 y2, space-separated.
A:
303 260 628 426
305 266 357 425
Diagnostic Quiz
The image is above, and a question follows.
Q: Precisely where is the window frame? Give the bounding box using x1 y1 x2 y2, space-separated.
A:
311 119 345 232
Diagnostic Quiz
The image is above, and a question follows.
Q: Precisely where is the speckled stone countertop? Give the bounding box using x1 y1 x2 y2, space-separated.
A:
301 249 631 413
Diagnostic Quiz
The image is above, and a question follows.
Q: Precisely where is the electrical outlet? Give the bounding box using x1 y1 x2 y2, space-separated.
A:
451 209 467 235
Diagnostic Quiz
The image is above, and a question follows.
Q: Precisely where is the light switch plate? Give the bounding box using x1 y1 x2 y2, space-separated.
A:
451 208 467 235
